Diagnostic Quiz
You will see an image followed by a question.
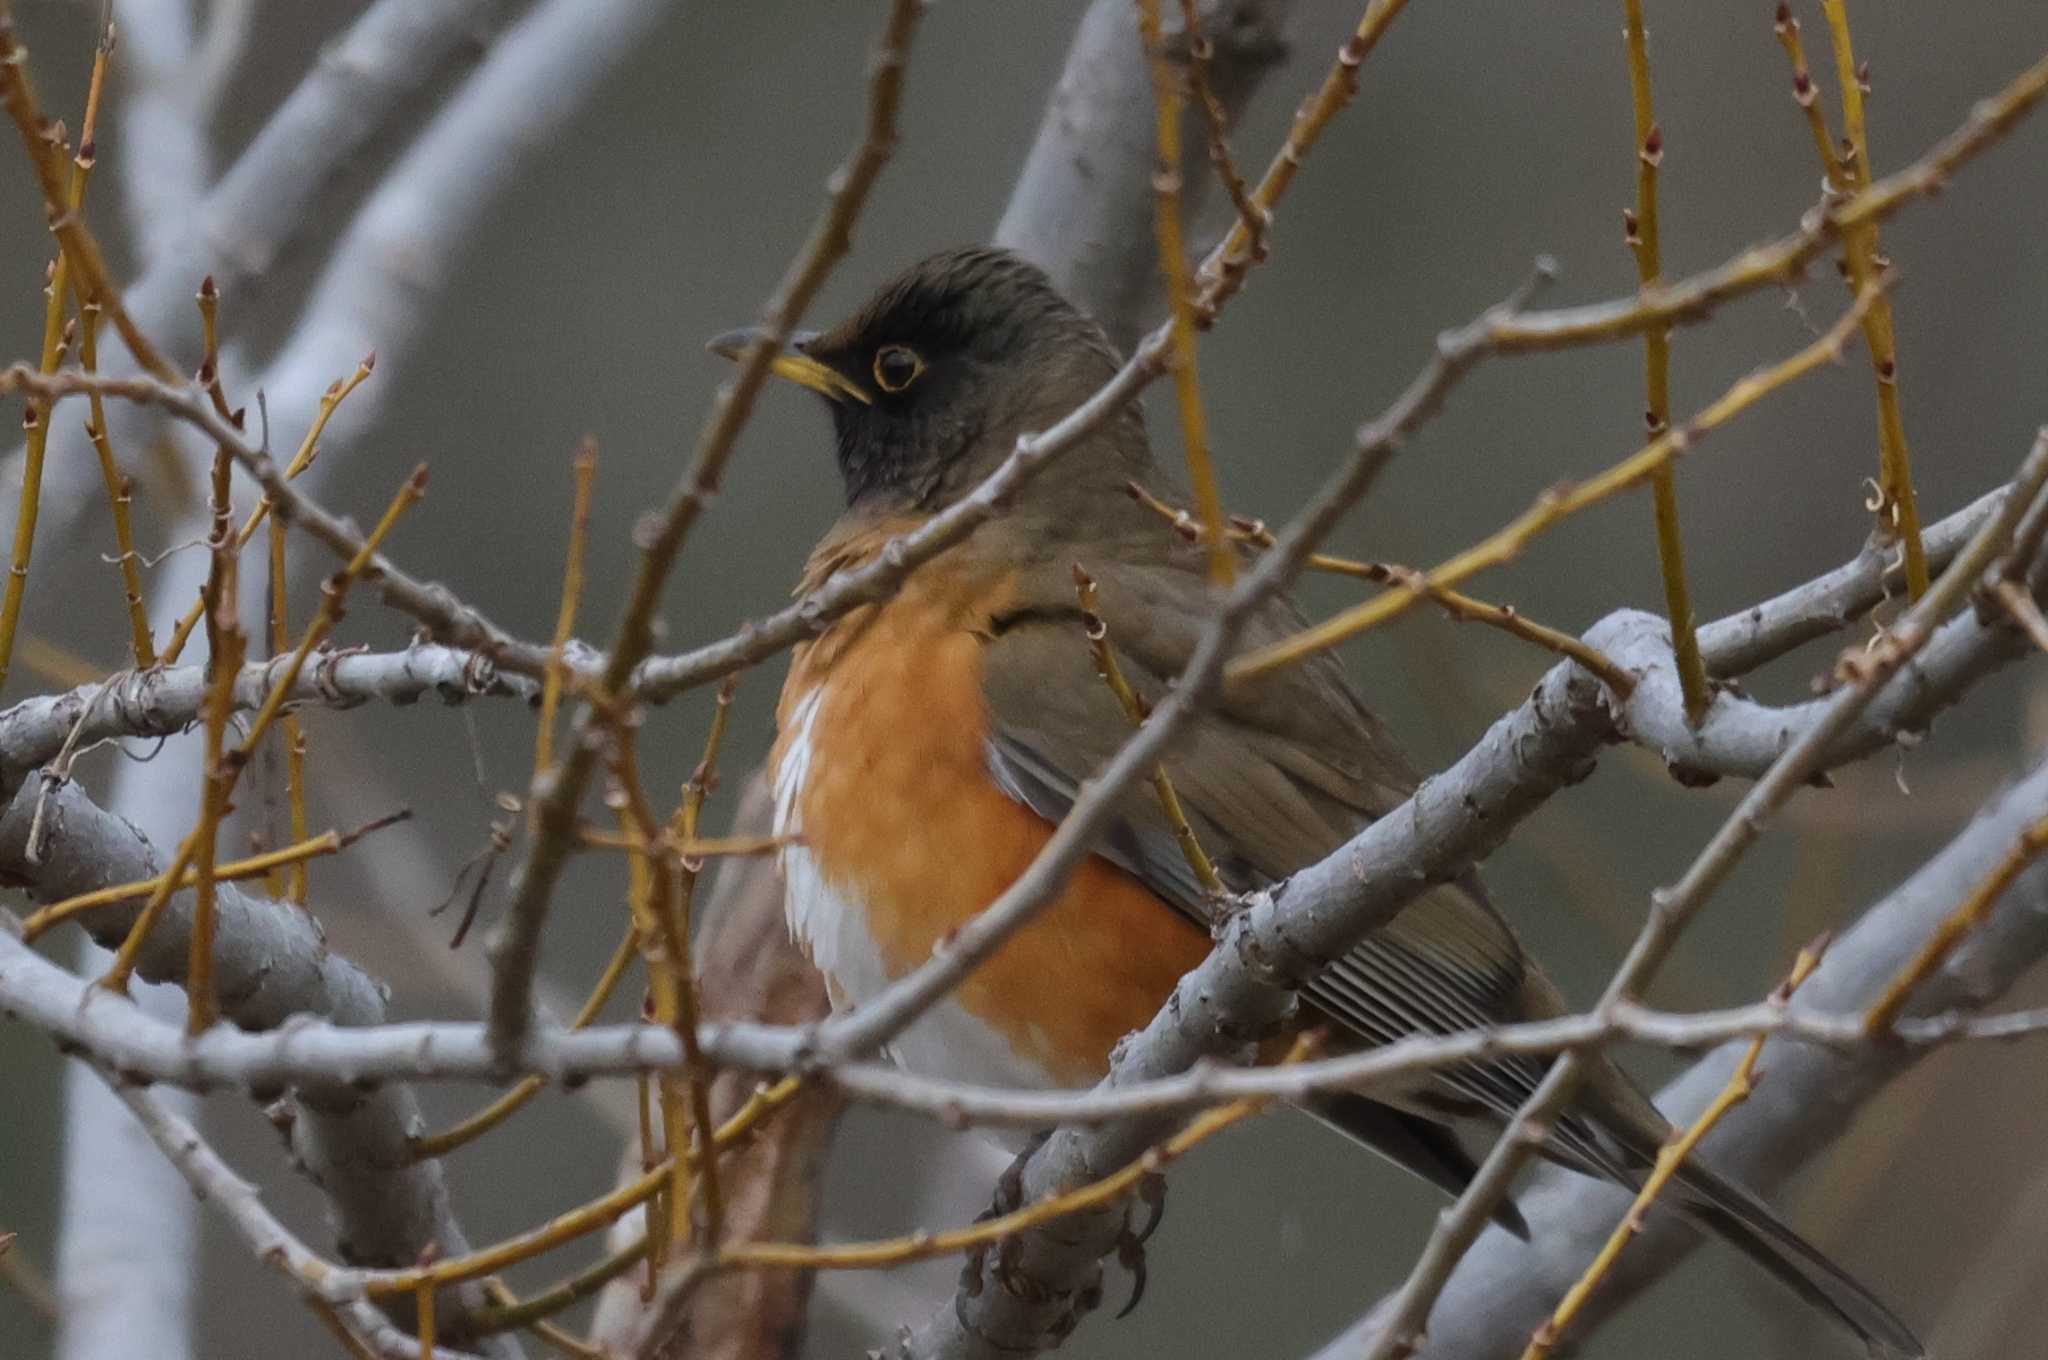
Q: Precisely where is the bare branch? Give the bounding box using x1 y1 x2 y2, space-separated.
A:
0 644 532 780
0 776 507 1350
1312 750 2048 1359
994 0 1294 349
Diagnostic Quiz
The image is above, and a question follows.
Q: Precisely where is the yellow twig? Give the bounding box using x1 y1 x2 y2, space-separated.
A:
100 467 428 994
1819 0 1929 599
186 544 243 1035
364 1078 802 1298
479 1280 617 1359
576 827 787 857
1127 485 1636 696
22 816 406 941
1229 290 1876 683
1138 0 1230 586
1073 565 1224 894
0 12 176 381
661 676 740 1245
1621 0 1709 725
0 20 109 696
186 390 248 1034
717 1032 1318 1275
160 353 376 664
77 303 156 667
461 1042 1306 1335
195 275 235 422
408 923 641 1160
414 1277 434 1360
0 1230 57 1322
534 438 598 783
1176 0 1266 264
1991 578 2048 656
1522 943 1826 1359
1196 0 1412 308
608 733 697 1261
270 516 310 902
473 1244 649 1337
1773 6 1843 185
1864 813 2048 1035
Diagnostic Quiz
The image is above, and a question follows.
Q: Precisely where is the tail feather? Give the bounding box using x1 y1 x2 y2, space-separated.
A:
1671 1157 1923 1359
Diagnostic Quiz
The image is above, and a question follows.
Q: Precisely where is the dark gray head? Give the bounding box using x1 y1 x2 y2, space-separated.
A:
711 247 1150 514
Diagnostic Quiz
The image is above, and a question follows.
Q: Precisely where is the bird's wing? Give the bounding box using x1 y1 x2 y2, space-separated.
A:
978 556 1629 1179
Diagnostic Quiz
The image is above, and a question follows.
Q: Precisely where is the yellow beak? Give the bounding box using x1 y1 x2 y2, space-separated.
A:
706 327 872 405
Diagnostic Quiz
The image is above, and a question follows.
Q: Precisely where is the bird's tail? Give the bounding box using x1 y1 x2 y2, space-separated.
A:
1670 1155 1923 1359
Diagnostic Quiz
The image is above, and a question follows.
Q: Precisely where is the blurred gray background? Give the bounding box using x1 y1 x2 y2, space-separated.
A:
4 2 2047 1357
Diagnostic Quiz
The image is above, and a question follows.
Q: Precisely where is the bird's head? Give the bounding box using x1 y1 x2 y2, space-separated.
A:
709 247 1148 515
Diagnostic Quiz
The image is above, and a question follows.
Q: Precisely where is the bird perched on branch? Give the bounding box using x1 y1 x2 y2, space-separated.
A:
710 245 1920 1358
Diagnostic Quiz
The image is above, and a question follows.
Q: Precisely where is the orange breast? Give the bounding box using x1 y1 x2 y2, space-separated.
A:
773 535 1210 1086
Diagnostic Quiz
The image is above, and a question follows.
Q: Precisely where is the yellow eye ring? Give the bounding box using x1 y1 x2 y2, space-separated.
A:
873 344 925 393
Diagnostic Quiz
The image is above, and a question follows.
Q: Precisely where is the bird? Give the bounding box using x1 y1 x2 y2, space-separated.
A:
708 245 1921 1357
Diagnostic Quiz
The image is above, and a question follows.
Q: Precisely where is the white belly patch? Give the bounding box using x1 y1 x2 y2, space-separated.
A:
774 685 1058 1106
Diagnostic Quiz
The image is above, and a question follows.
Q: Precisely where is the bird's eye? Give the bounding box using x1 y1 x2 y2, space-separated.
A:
872 344 924 394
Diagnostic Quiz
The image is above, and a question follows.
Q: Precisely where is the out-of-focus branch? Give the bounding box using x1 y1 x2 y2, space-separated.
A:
1309 751 2048 1360
111 0 215 268
5 0 521 534
0 776 514 1355
993 0 1294 349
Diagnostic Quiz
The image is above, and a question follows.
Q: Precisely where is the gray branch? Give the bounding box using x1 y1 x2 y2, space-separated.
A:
994 0 1294 349
10 914 2046 1108
97 1071 488 1360
1309 752 2048 1360
0 775 510 1355
891 484 2048 1358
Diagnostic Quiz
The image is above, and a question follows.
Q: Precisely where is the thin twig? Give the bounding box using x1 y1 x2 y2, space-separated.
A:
0 9 177 380
1073 565 1224 892
1356 426 2048 1360
1230 288 1879 683
1176 0 1267 266
1127 486 1637 695
161 352 376 664
1819 0 1929 598
186 521 244 1034
1195 0 1413 307
482 0 929 1055
636 45 2048 704
1620 0 1709 725
407 923 639 1161
664 675 738 1246
1138 0 1231 584
1864 813 2048 1034
21 814 410 941
1520 940 1827 1359
78 301 154 665
99 466 428 994
0 15 110 695
533 437 597 783
1773 5 1843 187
